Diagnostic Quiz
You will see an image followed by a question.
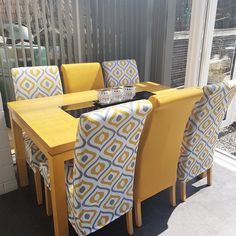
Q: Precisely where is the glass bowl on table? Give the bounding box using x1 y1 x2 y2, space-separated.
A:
111 86 124 102
124 85 136 100
97 88 111 104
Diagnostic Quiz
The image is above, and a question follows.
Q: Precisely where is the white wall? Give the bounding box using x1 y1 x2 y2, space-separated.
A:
0 93 17 195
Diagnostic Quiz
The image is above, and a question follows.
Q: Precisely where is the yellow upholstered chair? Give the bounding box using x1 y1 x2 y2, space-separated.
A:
61 63 104 93
133 88 203 227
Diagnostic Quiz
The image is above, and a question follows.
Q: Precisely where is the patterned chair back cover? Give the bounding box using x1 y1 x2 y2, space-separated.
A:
102 59 140 87
11 66 63 171
68 100 152 235
11 66 63 100
178 81 236 182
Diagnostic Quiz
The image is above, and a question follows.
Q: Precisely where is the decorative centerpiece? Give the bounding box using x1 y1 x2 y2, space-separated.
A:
97 86 136 106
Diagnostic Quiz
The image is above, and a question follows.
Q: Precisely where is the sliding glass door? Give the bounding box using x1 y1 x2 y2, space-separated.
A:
207 0 236 127
185 0 236 127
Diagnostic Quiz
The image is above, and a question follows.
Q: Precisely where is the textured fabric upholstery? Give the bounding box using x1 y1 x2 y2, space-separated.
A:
39 160 73 190
23 133 46 172
39 159 51 189
102 59 140 87
61 63 104 93
178 81 236 183
40 100 152 235
11 66 63 171
134 88 203 203
11 66 63 100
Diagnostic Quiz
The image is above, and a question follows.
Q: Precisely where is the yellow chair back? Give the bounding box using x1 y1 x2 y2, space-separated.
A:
134 88 203 203
61 63 104 93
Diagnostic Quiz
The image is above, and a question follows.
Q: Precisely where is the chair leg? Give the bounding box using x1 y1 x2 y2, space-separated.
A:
169 184 176 207
134 202 142 227
34 169 43 205
207 167 212 186
126 209 134 235
180 182 186 202
44 184 52 216
199 171 207 179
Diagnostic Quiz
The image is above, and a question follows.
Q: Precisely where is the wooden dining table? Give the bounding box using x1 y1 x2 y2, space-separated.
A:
8 82 170 236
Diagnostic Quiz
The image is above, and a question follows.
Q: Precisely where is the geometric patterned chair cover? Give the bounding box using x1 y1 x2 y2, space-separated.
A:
68 100 152 235
11 66 63 100
178 81 236 183
40 100 152 235
11 66 63 172
102 59 140 88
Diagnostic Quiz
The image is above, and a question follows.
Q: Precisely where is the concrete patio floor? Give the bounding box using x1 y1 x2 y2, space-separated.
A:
0 152 236 236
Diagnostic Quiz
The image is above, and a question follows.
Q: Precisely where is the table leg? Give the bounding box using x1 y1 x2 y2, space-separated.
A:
10 114 29 187
48 153 69 236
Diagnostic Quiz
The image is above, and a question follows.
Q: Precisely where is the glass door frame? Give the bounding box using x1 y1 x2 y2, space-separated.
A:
185 0 236 127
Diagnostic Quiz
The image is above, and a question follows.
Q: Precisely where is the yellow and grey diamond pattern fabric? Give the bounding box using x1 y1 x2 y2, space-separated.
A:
178 81 236 183
11 66 63 100
11 66 63 171
23 133 46 172
69 100 151 235
39 100 152 235
102 59 140 87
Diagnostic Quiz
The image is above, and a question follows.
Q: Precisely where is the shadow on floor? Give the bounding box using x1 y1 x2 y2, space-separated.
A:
0 170 210 236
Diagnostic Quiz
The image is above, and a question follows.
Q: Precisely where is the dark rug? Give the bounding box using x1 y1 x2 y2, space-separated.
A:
2 163 236 235
217 122 236 156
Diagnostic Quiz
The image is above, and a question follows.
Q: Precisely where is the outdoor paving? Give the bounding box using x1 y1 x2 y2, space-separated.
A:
217 122 236 156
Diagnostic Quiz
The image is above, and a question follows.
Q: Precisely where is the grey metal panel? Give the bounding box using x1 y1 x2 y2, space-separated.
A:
154 0 165 83
110 0 116 59
0 12 10 93
15 0 27 67
5 0 18 67
78 0 86 62
41 0 50 65
64 0 73 63
97 0 104 61
139 0 148 80
90 0 98 61
116 0 121 59
124 0 129 58
71 0 79 62
0 0 177 88
49 0 58 65
114 0 118 59
144 0 154 82
57 0 65 64
33 0 42 65
93 0 101 61
104 0 110 60
0 14 10 75
161 0 177 87
130 0 135 57
25 0 35 66
84 0 92 61
119 0 125 59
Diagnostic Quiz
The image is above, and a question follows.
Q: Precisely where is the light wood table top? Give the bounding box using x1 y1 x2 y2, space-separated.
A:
8 82 169 155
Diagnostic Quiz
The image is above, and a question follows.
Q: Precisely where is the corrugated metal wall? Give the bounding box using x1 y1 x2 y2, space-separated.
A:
0 0 175 126
0 0 174 83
